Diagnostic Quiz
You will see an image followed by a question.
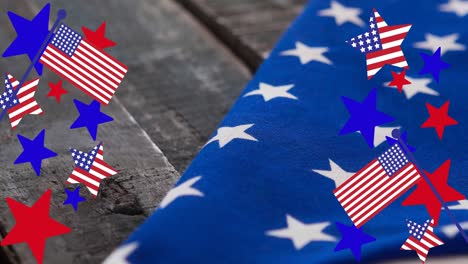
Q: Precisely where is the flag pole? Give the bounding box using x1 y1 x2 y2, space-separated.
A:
392 129 468 243
0 9 67 122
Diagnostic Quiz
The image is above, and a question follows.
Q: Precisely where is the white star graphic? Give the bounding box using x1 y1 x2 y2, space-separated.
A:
281 42 332 65
318 0 364 27
312 159 354 187
244 83 297 102
205 124 258 148
413 33 466 55
439 0 468 17
441 221 468 239
266 215 336 250
103 242 138 264
385 76 439 100
160 176 204 208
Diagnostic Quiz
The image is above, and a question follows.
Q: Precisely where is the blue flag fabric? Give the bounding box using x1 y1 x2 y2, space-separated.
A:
112 0 468 263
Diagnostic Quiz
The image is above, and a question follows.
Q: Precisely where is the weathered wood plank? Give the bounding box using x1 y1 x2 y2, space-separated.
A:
0 0 251 262
0 1 192 263
46 0 251 172
178 0 308 70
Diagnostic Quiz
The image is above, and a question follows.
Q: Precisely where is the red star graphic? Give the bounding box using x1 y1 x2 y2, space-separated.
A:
402 160 465 225
47 80 68 103
421 100 458 139
82 22 116 50
1 189 71 264
388 70 411 93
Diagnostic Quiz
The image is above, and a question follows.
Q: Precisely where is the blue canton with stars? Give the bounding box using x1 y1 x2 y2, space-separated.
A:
347 13 382 54
113 1 468 263
377 144 409 176
407 219 431 241
71 144 99 172
51 24 83 56
0 75 19 110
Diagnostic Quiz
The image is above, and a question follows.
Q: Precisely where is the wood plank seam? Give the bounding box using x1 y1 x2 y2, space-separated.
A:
0 1 181 262
114 96 176 167
0 223 18 264
0 0 250 262
176 0 263 73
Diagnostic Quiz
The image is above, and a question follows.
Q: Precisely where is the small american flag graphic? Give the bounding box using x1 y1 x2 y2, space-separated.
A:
347 8 412 79
67 143 117 197
0 73 42 129
39 24 128 105
334 144 422 227
401 219 444 263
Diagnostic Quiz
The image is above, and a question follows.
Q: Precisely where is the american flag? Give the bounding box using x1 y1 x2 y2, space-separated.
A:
39 24 128 105
347 9 412 79
0 73 42 129
334 144 422 227
105 1 468 263
67 143 117 197
401 219 444 263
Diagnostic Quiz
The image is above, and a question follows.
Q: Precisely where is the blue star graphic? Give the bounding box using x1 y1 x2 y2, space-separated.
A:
63 186 86 211
14 129 57 176
339 88 395 148
334 222 376 262
3 3 50 75
70 99 114 141
419 47 450 83
386 130 416 152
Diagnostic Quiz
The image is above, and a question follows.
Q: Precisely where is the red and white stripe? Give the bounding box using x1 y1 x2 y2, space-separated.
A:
333 160 421 227
6 74 43 129
366 9 412 79
67 144 117 197
401 220 444 263
40 40 128 105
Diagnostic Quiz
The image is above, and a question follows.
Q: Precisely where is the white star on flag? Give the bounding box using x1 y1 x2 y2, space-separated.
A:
266 215 336 250
318 0 365 27
373 126 401 147
205 124 258 148
281 42 332 65
385 76 439 100
444 200 468 210
313 159 355 187
413 33 466 55
160 176 204 209
439 0 468 17
103 242 139 264
441 221 468 239
244 83 297 102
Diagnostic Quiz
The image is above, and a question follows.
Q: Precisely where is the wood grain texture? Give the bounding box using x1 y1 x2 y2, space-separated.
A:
44 0 251 172
178 0 308 70
0 0 249 262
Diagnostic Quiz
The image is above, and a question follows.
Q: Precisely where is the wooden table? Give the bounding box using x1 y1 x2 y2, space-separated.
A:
0 1 465 263
0 0 299 263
